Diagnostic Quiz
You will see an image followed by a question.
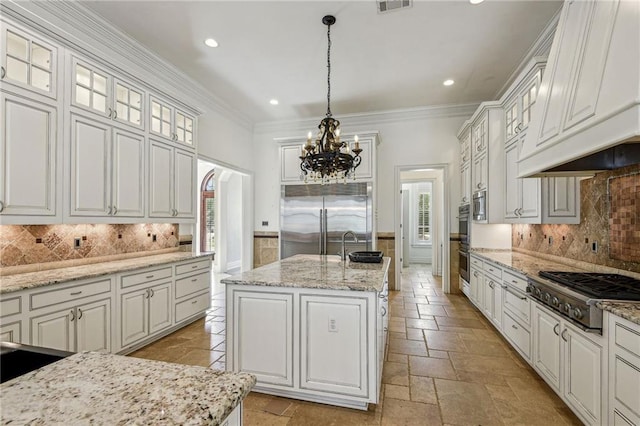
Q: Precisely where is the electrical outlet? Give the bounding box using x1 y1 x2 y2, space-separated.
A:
74 238 81 249
328 318 338 333
262 221 269 227
548 236 553 245
152 234 157 242
592 241 598 253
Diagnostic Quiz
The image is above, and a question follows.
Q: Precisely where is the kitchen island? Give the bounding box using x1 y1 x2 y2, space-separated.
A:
221 254 390 410
0 351 256 425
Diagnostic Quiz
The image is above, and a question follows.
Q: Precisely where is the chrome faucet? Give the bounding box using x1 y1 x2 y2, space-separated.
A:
341 231 358 261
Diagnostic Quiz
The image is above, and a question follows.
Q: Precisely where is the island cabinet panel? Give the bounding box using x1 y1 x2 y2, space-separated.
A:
300 295 368 397
30 307 74 351
232 290 294 387
75 298 111 353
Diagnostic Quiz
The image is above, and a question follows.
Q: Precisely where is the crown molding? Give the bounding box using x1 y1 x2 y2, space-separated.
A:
1 0 253 129
253 103 479 135
493 7 561 100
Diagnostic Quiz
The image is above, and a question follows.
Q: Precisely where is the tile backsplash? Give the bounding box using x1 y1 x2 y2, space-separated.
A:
0 223 179 268
512 164 640 274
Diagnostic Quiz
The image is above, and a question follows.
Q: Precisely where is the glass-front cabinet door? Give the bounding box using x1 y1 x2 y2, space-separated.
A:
72 57 111 117
0 21 57 98
175 110 194 145
114 79 144 129
150 96 173 140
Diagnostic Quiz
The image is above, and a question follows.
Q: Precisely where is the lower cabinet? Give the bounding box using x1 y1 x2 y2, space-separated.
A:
30 297 111 353
0 320 22 343
607 312 640 426
120 281 172 348
230 290 294 387
226 280 387 410
532 303 605 425
300 294 368 397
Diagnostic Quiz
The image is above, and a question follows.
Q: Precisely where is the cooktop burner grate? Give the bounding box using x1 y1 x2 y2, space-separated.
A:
538 271 640 300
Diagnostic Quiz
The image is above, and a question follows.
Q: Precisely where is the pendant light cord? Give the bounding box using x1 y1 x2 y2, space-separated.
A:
326 22 332 118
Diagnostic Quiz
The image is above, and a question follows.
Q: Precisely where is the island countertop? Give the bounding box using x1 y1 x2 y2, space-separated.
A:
221 254 391 292
0 351 256 425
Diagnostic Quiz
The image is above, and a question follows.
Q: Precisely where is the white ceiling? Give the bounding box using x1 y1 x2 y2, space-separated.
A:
83 0 561 124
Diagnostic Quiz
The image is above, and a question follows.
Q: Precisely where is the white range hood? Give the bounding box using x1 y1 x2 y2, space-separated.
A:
518 0 640 178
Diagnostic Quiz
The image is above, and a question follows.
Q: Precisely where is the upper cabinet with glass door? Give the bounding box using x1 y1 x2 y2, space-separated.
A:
150 95 194 148
0 21 58 99
71 56 145 130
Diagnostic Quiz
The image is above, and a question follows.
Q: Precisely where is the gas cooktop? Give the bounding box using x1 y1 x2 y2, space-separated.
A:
538 271 640 300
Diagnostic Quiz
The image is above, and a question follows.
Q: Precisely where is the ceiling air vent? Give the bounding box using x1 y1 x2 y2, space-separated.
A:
377 0 412 13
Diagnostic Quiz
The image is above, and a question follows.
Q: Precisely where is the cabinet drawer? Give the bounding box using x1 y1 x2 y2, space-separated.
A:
503 270 528 294
120 266 172 289
30 278 112 310
470 256 483 268
503 311 530 359
175 271 210 299
175 292 209 323
175 258 211 276
615 322 640 358
0 296 21 317
503 285 530 325
483 262 502 280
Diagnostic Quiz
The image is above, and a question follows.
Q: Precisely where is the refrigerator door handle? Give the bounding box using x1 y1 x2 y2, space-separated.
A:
324 208 328 255
319 209 324 254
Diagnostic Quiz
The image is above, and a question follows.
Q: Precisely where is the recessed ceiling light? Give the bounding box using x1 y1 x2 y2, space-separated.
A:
270 99 279 105
443 79 455 86
469 0 484 4
204 38 219 48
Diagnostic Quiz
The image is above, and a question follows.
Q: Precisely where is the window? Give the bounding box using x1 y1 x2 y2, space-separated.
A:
200 170 215 253
417 192 431 242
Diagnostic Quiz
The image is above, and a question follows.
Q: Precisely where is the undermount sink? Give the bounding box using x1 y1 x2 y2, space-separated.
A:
0 342 73 384
348 251 384 263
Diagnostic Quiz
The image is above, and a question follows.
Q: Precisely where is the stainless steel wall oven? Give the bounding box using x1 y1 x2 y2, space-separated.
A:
458 205 470 283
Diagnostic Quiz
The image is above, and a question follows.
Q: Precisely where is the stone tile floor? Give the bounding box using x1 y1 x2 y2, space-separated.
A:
130 265 582 425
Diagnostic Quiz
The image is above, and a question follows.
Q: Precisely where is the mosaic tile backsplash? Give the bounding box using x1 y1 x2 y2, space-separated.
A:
0 224 179 268
512 164 640 274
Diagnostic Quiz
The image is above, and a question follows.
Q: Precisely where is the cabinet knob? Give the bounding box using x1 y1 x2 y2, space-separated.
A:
0 66 5 79
107 107 113 119
0 200 4 213
561 328 568 342
77 308 83 320
113 206 118 215
70 309 76 322
107 206 112 215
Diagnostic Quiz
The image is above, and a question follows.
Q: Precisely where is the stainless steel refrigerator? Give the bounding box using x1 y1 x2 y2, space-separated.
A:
280 182 372 259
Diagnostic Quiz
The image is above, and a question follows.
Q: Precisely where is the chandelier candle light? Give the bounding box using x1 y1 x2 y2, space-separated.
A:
300 15 363 184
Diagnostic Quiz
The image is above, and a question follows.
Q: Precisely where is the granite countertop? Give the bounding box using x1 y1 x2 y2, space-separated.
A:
471 249 640 326
597 301 640 326
0 252 212 294
221 254 391 292
470 249 586 277
0 351 256 425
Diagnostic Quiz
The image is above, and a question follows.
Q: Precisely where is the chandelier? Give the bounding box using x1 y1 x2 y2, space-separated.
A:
300 15 362 184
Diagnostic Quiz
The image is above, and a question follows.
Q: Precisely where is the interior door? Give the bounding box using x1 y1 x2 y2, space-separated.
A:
280 195 323 259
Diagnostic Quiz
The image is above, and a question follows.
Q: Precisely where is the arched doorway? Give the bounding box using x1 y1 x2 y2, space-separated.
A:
200 169 215 253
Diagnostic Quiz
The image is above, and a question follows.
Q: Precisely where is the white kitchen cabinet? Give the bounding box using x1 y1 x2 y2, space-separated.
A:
519 0 638 177
532 303 605 425
149 95 194 147
120 281 171 349
458 124 471 205
30 297 111 353
0 320 22 343
149 139 195 220
377 279 389 398
70 56 145 131
607 312 640 426
69 113 145 218
231 289 294 387
472 114 488 156
0 92 59 222
472 153 488 194
501 58 580 225
300 294 369 397
279 132 378 184
482 275 502 330
469 264 482 309
0 20 58 99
